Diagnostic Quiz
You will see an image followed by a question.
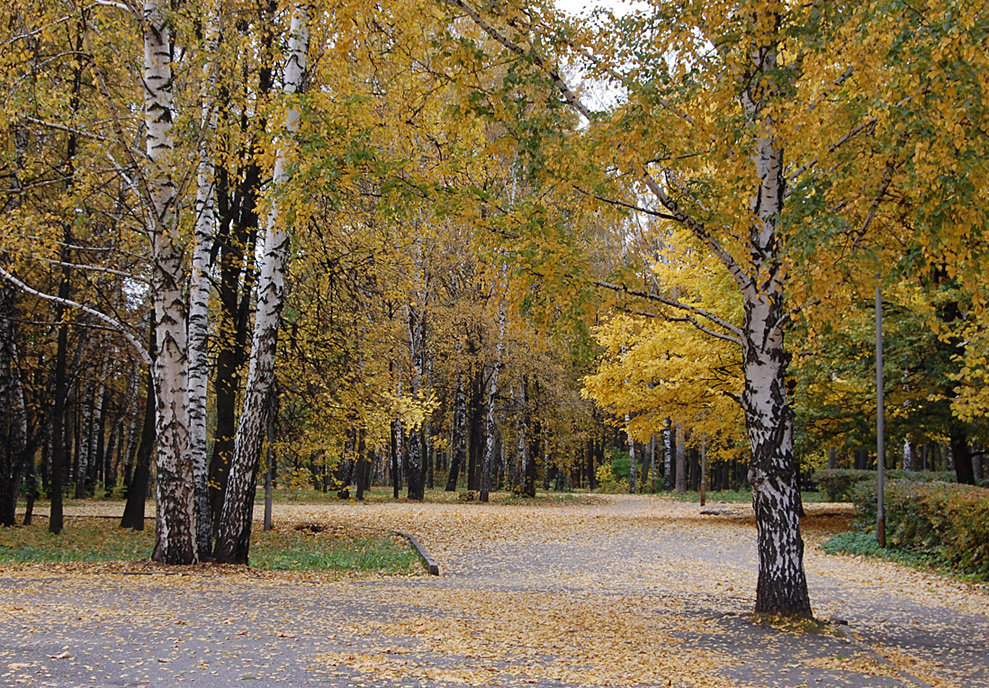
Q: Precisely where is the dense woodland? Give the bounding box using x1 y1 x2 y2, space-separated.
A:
1 0 987 617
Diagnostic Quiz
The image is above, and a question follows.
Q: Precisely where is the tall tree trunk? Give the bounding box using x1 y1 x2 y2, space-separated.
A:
48 261 72 535
0 282 29 526
187 6 221 559
467 369 484 491
214 6 310 564
406 303 426 501
738 127 811 616
143 0 197 565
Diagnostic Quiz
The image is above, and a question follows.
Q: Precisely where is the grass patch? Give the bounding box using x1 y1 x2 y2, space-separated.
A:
0 519 152 563
0 517 424 574
671 489 828 504
821 530 945 573
250 524 423 573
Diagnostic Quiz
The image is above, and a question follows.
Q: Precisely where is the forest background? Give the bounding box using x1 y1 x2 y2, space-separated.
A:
0 0 986 617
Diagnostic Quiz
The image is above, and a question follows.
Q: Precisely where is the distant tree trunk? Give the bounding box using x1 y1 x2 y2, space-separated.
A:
0 282 30 526
586 439 597 491
406 303 426 501
467 369 483 491
480 296 507 503
391 418 401 498
663 420 673 491
48 266 72 535
902 440 913 471
355 429 369 500
121 362 155 531
214 5 310 565
626 422 636 494
827 447 837 470
674 425 687 494
950 425 975 485
649 436 657 494
526 407 541 498
445 377 466 491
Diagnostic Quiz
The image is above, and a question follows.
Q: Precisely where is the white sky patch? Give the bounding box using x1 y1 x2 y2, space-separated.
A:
553 1 643 120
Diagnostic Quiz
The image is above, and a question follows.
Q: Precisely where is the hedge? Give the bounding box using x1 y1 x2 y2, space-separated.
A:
850 480 989 580
813 468 955 501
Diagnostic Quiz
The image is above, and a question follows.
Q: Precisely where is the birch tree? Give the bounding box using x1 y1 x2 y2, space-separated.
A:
141 0 197 564
438 0 942 615
215 3 310 564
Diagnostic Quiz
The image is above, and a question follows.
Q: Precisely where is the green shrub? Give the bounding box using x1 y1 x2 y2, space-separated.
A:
849 480 989 580
813 469 955 501
594 463 628 494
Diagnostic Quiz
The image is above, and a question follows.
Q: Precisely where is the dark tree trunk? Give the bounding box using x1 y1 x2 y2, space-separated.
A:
391 420 401 498
121 364 155 530
950 424 975 485
48 274 72 535
467 370 483 491
446 380 466 491
355 429 369 500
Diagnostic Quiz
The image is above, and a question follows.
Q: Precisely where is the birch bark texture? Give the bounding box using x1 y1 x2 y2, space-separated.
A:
215 5 310 564
479 291 507 503
142 0 197 565
737 41 812 618
187 6 221 558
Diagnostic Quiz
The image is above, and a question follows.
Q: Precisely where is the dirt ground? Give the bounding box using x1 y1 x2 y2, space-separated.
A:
1 494 987 687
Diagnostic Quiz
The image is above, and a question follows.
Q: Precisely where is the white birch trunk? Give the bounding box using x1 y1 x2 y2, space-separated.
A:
479 295 507 503
143 0 197 564
738 41 811 616
76 382 94 498
215 4 310 564
674 424 686 494
187 7 220 559
406 304 426 500
626 415 636 494
663 419 672 490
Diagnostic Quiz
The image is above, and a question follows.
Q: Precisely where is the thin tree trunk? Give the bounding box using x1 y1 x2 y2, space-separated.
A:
121 355 155 531
674 425 686 494
445 377 466 491
0 282 29 526
215 7 310 564
187 5 220 559
480 295 507 503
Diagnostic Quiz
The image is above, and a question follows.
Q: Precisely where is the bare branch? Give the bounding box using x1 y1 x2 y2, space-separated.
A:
0 266 151 366
439 0 595 122
640 170 753 293
619 306 742 346
596 279 743 341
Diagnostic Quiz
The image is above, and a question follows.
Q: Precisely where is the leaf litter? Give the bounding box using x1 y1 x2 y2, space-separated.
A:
1 495 987 687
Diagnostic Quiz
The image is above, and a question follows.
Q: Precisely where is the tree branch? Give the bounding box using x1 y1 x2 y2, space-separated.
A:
596 279 742 341
0 266 151 366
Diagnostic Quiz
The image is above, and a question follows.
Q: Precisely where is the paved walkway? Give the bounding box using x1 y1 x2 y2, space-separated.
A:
1 495 986 687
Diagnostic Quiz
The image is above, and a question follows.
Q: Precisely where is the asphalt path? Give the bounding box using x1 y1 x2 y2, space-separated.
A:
1 496 986 687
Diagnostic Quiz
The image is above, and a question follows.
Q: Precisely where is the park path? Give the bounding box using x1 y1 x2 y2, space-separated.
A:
1 494 987 687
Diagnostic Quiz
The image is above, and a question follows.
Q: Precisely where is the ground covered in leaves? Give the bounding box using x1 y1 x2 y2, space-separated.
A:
1 494 987 687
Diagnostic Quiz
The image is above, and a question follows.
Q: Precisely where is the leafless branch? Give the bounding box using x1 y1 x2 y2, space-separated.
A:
0 266 151 366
